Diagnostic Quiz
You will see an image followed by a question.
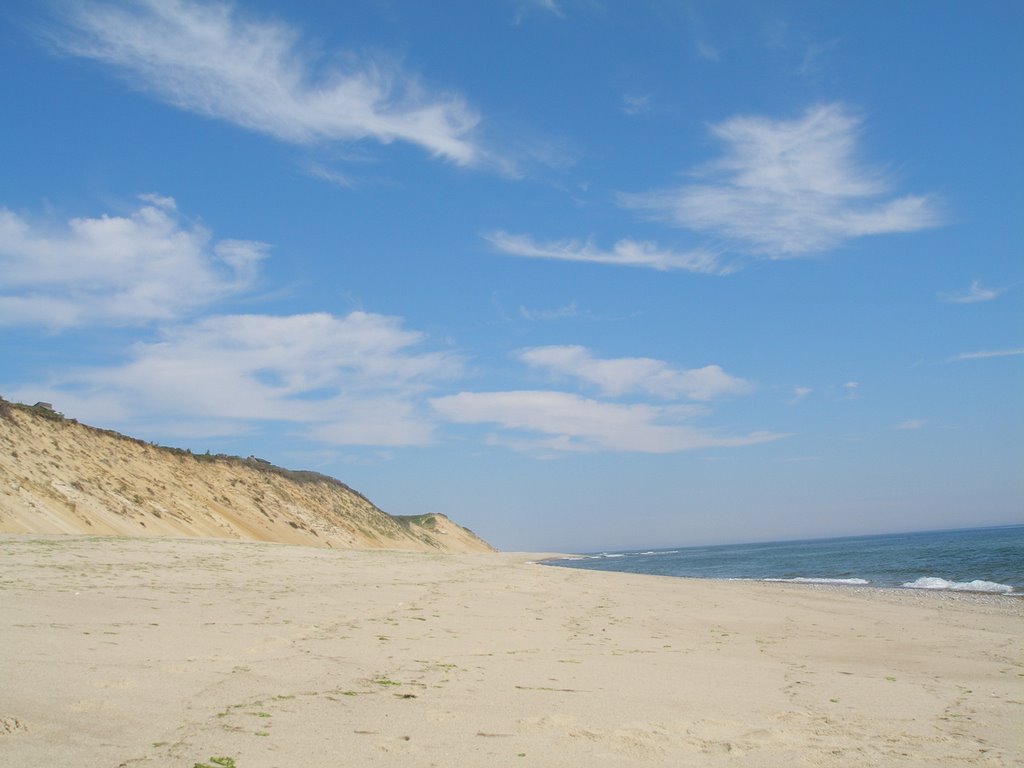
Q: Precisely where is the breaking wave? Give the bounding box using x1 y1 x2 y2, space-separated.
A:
901 577 1015 594
763 577 870 585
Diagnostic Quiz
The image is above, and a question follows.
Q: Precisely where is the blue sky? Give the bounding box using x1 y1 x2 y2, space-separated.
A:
1 1 1021 551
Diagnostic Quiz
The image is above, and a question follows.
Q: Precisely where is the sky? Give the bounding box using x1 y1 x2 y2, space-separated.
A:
1 1 1021 552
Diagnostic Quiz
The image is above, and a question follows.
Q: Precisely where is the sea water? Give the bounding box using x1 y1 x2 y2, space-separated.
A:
544 525 1024 595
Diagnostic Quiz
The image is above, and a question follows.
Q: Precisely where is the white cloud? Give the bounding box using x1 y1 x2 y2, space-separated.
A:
790 385 812 403
519 301 584 321
895 419 927 430
842 380 862 400
0 196 266 328
430 390 782 454
51 0 482 165
533 0 564 15
939 279 1001 304
622 93 652 115
518 345 753 400
695 41 720 62
947 348 1024 362
484 231 730 274
620 103 942 256
432 346 770 455
302 161 357 190
512 0 565 20
13 311 462 447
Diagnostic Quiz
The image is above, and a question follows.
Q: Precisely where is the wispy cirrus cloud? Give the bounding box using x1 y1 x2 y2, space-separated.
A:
946 348 1024 363
518 345 753 400
621 103 942 257
0 195 266 329
11 311 462 446
484 231 730 274
430 390 782 454
48 0 483 165
489 104 937 276
518 301 585 321
532 0 565 16
302 161 357 190
939 279 1002 304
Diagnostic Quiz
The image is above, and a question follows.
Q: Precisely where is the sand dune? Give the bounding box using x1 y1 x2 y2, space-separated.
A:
0 399 490 553
1 535 1021 767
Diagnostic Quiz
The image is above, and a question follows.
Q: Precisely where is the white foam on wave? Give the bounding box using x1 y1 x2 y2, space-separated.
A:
763 577 870 585
901 577 1014 594
575 550 682 559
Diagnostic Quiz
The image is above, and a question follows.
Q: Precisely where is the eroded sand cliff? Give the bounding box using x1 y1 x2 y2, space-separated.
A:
0 399 492 553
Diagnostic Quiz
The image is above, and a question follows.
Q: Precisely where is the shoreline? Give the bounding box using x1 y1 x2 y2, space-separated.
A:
539 555 1024 603
537 528 1024 599
2 534 1022 766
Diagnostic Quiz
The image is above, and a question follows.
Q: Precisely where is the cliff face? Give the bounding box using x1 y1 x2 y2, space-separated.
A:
0 400 493 553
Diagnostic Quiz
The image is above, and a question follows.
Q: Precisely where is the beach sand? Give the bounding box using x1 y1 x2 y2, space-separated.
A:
1 535 1021 767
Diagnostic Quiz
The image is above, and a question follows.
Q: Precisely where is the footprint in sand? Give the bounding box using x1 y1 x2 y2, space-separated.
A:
1 717 30 736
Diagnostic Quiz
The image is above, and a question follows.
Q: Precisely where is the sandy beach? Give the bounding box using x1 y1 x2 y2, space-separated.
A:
1 535 1021 767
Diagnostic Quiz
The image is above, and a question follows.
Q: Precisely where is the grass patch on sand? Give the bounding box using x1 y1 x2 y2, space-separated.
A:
194 758 236 768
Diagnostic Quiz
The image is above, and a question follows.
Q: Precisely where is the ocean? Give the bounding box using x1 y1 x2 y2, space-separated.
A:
544 524 1024 596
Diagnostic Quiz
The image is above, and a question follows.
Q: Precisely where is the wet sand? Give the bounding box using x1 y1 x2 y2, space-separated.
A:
1 534 1021 767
